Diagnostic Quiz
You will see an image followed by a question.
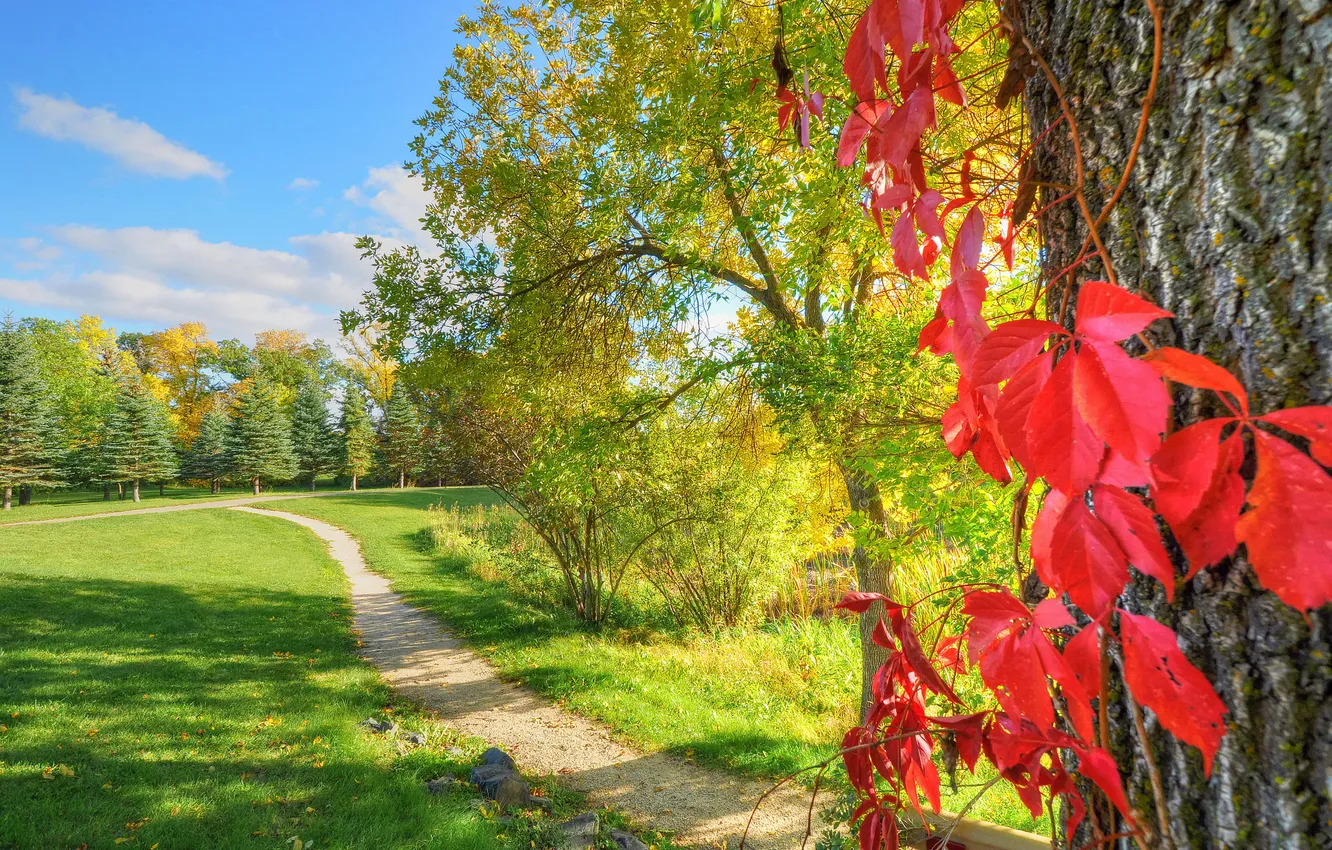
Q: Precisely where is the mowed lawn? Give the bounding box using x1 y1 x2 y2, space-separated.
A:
266 489 1048 834
0 509 515 850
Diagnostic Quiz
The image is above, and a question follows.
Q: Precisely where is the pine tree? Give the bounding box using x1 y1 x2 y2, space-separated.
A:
290 382 337 490
339 385 375 491
102 377 180 503
227 379 297 495
0 318 63 509
384 387 422 488
186 404 231 494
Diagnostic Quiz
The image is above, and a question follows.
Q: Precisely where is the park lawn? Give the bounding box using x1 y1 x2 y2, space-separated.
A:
0 508 558 850
267 489 1049 835
0 483 408 525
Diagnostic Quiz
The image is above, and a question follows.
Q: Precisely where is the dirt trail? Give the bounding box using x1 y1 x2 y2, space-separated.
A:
233 506 827 850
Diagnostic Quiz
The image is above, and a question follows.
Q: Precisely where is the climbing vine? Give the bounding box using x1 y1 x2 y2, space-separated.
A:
772 0 1332 845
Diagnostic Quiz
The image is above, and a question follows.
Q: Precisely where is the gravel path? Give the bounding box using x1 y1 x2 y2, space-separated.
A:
233 506 828 850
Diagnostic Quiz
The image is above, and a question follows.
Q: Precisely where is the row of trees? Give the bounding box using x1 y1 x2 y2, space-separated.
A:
0 315 453 507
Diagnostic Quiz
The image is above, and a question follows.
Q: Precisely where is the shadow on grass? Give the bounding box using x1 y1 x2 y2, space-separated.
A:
0 573 495 850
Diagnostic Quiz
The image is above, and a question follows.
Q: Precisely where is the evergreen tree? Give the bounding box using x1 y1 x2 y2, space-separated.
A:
339 385 375 491
186 404 231 494
383 387 422 488
102 377 180 502
227 379 297 495
290 382 337 490
0 317 63 509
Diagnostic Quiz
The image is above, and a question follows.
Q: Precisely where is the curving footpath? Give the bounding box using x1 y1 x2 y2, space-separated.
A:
6 494 1046 850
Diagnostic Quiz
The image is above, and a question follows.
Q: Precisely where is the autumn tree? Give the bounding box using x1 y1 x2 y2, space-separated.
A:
102 376 180 502
339 385 375 491
348 0 1013 710
186 403 231 493
383 387 422 488
290 382 337 490
0 317 63 509
139 322 217 441
253 330 337 406
226 379 297 495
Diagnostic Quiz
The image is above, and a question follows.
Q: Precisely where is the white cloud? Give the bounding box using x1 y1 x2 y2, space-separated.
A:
15 88 227 180
343 165 433 247
288 177 319 190
0 226 408 341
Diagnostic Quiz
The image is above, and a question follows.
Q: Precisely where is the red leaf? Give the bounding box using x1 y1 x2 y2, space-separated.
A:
1151 422 1245 576
917 311 949 354
962 589 1030 667
891 207 927 279
941 400 971 458
1072 746 1133 822
951 205 984 274
843 726 876 794
1235 431 1332 612
996 350 1053 469
1074 281 1173 342
1033 636 1095 740
1118 611 1227 775
897 0 924 57
978 627 1055 732
939 270 988 321
1027 355 1105 495
972 320 1065 386
1029 489 1069 582
971 428 1012 485
1062 624 1101 696
929 713 986 771
1261 406 1332 466
933 56 966 106
843 6 889 103
1097 447 1150 488
1047 499 1128 619
872 617 897 648
1092 484 1174 600
836 591 899 614
1033 598 1075 629
838 101 890 167
1074 342 1169 465
894 611 962 704
1143 347 1248 416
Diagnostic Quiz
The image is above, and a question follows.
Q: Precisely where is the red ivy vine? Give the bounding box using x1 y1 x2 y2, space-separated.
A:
777 0 1332 845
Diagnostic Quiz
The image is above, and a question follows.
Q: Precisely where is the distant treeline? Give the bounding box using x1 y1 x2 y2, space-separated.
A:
0 316 462 508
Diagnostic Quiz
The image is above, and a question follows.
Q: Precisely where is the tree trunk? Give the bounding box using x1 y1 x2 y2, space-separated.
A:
399 469 406 489
158 482 164 497
252 477 261 496
132 479 141 503
1023 0 1332 844
211 477 219 495
2 486 11 511
310 476 317 491
19 486 30 506
117 482 124 500
839 460 896 721
103 482 111 501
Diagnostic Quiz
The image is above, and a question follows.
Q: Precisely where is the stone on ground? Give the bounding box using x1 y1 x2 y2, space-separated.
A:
559 812 599 850
609 830 648 850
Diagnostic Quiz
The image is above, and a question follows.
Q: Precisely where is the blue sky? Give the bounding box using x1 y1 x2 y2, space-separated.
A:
0 0 471 342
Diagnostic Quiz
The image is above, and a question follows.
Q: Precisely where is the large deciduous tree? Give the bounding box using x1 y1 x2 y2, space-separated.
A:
0 317 63 509
350 0 1010 713
1014 0 1332 842
227 379 297 495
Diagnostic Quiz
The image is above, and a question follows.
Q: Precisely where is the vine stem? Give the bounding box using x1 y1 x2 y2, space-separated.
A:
1127 687 1173 847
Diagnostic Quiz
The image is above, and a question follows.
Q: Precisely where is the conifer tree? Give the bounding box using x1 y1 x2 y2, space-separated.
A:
102 377 180 502
0 317 63 509
290 382 337 490
384 387 422 488
227 379 297 495
186 404 231 494
339 385 375 491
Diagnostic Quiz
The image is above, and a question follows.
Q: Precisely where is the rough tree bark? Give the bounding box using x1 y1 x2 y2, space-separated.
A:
1022 0 1331 845
840 460 896 720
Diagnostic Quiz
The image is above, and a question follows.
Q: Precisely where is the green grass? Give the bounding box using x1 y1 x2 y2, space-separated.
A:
0 508 558 850
0 483 407 525
265 489 1049 834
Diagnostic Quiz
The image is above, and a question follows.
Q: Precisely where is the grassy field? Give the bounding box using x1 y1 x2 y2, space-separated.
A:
267 489 1048 834
0 508 571 850
0 482 401 525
